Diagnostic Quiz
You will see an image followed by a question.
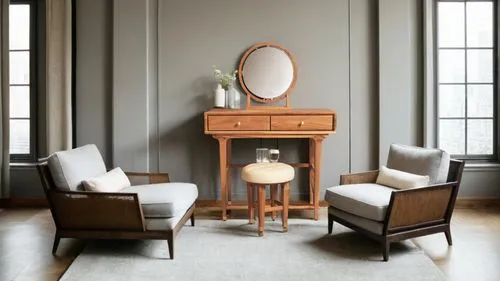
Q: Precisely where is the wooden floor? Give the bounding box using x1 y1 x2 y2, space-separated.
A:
0 207 499 281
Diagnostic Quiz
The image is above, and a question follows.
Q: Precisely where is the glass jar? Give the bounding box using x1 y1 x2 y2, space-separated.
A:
226 82 241 109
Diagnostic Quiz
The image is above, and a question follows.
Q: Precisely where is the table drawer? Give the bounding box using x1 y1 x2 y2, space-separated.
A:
208 115 270 131
271 115 334 131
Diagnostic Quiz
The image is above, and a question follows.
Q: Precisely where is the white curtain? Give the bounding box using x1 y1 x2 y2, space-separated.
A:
45 0 72 154
0 0 9 198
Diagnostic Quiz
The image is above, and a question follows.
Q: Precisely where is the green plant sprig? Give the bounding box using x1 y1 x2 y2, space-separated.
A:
213 65 238 90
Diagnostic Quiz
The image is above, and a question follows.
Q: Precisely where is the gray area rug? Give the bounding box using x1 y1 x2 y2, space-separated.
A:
61 219 445 281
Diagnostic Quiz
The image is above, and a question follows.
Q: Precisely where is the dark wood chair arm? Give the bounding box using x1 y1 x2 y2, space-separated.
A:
125 172 170 185
340 170 379 185
386 182 457 231
48 190 145 231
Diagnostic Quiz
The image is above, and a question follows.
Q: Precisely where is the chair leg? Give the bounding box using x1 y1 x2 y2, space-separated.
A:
258 185 266 237
167 234 174 259
270 184 278 221
247 182 254 224
445 226 453 246
382 240 390 262
190 213 195 227
52 233 60 255
281 182 289 232
328 213 334 234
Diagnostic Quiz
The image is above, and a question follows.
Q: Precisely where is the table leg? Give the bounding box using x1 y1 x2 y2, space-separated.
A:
313 137 324 220
270 184 278 221
217 137 228 221
282 182 289 232
309 139 315 205
258 185 266 237
247 182 254 224
226 139 232 217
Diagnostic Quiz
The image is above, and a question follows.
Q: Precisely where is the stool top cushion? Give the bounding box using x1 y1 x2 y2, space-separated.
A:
241 163 295 184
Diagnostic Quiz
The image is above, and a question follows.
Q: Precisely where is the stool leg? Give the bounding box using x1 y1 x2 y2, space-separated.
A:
258 185 266 237
270 184 278 221
247 182 254 224
282 182 290 232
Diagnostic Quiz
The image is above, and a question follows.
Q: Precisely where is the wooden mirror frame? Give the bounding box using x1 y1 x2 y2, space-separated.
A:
238 42 298 108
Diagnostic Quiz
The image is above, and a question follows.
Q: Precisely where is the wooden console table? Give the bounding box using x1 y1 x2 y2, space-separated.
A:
204 108 336 221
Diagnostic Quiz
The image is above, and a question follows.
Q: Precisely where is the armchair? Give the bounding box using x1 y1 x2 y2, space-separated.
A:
325 144 464 261
37 144 198 259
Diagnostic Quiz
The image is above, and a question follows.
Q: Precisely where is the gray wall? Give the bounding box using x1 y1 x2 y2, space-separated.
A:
8 0 500 199
80 0 500 200
113 0 354 200
75 0 113 167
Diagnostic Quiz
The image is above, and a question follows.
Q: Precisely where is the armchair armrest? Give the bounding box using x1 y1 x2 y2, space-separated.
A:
340 170 379 185
386 182 456 232
125 172 170 185
48 190 145 231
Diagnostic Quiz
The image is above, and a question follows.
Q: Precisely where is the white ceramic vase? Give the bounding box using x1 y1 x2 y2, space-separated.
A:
214 84 226 108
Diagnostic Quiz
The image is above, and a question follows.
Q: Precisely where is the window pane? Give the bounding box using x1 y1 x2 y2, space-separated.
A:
10 86 30 118
438 2 465 48
9 51 30 84
9 119 30 154
9 4 30 50
439 119 465 155
439 50 465 83
466 2 493 48
467 84 493 118
467 49 493 83
467 119 493 155
439 85 465 118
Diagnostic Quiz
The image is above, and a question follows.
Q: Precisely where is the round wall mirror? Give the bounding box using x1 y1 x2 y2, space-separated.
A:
238 43 297 106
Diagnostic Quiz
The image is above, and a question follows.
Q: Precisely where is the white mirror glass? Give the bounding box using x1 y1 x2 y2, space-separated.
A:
242 46 294 99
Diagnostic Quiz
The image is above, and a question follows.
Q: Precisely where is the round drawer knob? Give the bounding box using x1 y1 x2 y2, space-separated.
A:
235 121 241 127
299 121 305 127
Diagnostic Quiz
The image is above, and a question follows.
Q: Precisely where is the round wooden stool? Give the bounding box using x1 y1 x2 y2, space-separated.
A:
241 163 295 236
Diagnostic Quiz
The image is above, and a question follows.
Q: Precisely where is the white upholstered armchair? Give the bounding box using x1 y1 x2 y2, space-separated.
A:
325 144 464 261
37 144 198 259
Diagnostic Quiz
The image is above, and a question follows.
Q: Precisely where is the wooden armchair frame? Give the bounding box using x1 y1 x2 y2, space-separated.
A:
328 159 465 261
37 162 195 259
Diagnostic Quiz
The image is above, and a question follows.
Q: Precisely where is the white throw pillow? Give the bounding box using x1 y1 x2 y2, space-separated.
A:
82 167 131 192
376 165 430 190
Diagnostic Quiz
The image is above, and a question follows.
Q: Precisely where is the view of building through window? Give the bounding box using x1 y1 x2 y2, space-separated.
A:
9 3 31 156
437 0 496 159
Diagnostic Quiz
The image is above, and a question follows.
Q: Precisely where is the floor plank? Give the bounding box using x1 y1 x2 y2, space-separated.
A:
0 208 499 281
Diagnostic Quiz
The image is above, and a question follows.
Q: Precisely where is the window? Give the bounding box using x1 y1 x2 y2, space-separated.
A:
436 0 496 160
9 0 36 161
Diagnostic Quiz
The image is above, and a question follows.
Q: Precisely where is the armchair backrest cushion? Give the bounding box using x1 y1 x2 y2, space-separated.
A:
386 143 450 184
48 144 107 191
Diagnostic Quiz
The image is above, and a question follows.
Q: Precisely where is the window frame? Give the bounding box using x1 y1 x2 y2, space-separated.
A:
434 0 499 161
9 0 37 162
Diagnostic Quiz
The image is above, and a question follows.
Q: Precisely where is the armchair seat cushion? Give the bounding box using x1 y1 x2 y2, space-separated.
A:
120 183 198 218
325 183 395 221
328 206 384 235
